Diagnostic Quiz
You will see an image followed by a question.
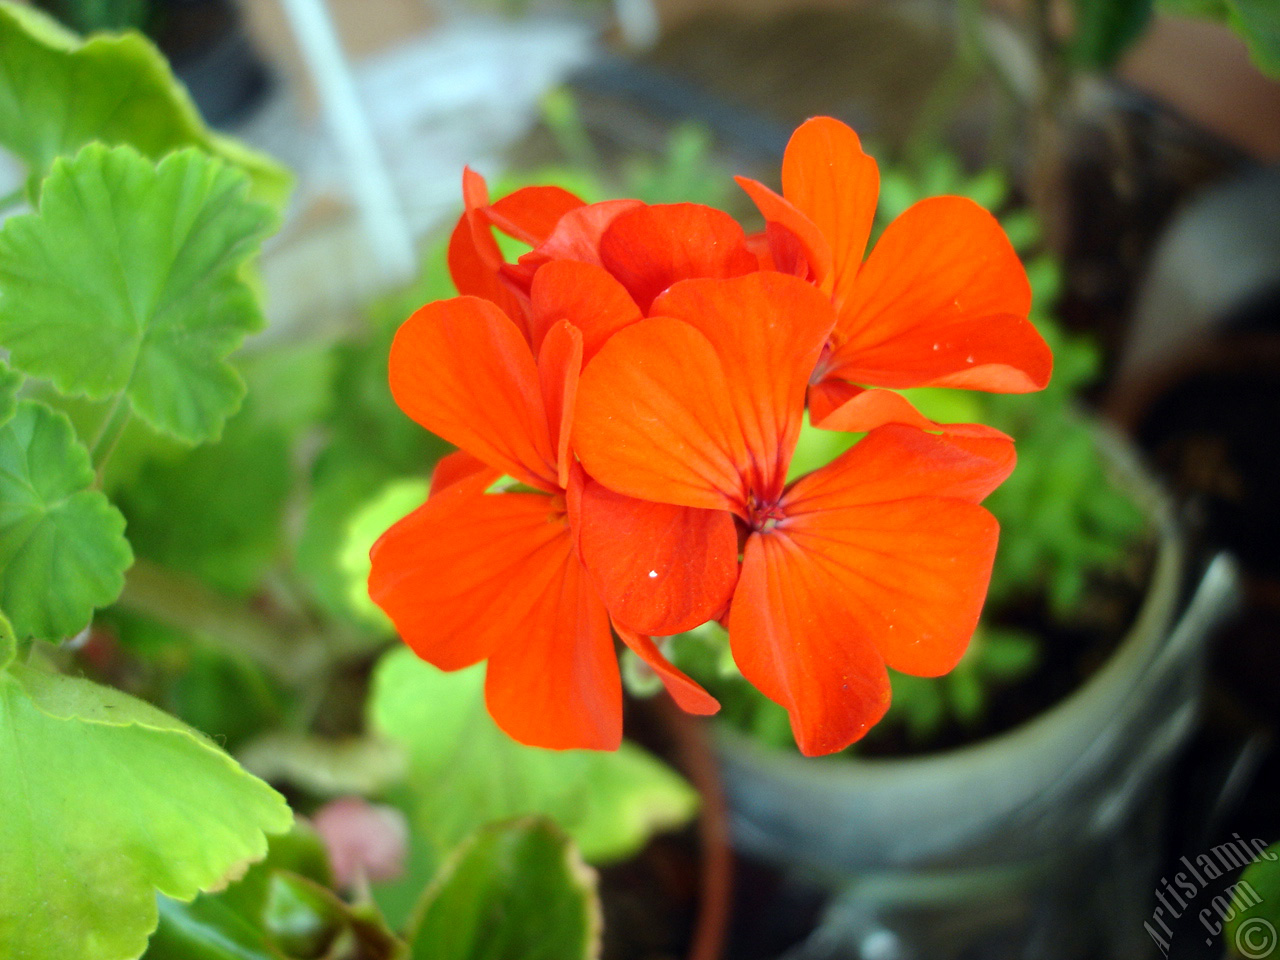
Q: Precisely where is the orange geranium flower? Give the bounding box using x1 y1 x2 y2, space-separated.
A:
736 116 1053 434
574 273 1015 755
368 289 732 750
375 121 1051 755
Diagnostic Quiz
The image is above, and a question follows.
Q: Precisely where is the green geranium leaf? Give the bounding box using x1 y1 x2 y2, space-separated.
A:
118 396 291 595
369 649 699 865
0 358 19 428
0 609 14 669
0 145 274 443
1069 0 1154 67
1158 0 1280 76
145 825 336 960
0 1 290 207
407 819 601 960
147 894 277 960
0 401 132 639
0 661 292 960
1228 0 1280 77
1228 842 1280 955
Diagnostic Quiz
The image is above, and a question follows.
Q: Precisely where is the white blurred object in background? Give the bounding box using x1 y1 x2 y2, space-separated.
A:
238 1 597 325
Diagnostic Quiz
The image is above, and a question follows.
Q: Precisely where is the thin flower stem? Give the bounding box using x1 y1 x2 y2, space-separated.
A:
118 559 328 683
117 559 381 709
94 412 131 481
905 0 988 162
904 38 981 169
1026 0 1072 252
88 394 131 482
88 393 126 457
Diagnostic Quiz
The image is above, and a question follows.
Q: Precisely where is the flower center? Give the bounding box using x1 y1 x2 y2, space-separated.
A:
744 493 786 533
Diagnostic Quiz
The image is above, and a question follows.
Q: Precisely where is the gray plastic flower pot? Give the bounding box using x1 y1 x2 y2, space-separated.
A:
714 431 1239 960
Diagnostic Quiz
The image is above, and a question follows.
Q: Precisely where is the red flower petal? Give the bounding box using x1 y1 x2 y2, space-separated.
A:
613 622 720 716
528 260 642 360
575 475 738 636
783 500 998 683
484 546 622 750
775 425 1004 679
784 423 1015 508
447 212 526 324
729 425 1005 755
508 199 645 291
429 450 498 497
598 203 758 313
369 486 573 672
461 165 491 215
575 316 747 512
807 380 939 433
576 274 836 514
807 381 1012 440
828 196 1049 391
743 229 775 270
830 313 1054 391
653 273 837 504
735 175 833 290
390 296 557 490
730 530 891 756
485 184 584 246
447 173 584 322
537 320 583 489
780 117 879 309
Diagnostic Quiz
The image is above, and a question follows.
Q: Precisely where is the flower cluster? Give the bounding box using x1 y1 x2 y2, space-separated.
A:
368 117 1052 756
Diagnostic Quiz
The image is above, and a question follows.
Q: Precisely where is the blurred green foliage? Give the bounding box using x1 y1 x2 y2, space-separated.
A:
1159 0 1279 77
0 14 695 956
145 818 602 960
34 0 150 34
0 3 291 204
368 648 699 867
406 819 601 960
540 87 733 210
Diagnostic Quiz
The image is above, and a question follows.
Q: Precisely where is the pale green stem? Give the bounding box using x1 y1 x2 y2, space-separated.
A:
88 393 129 466
118 559 328 684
